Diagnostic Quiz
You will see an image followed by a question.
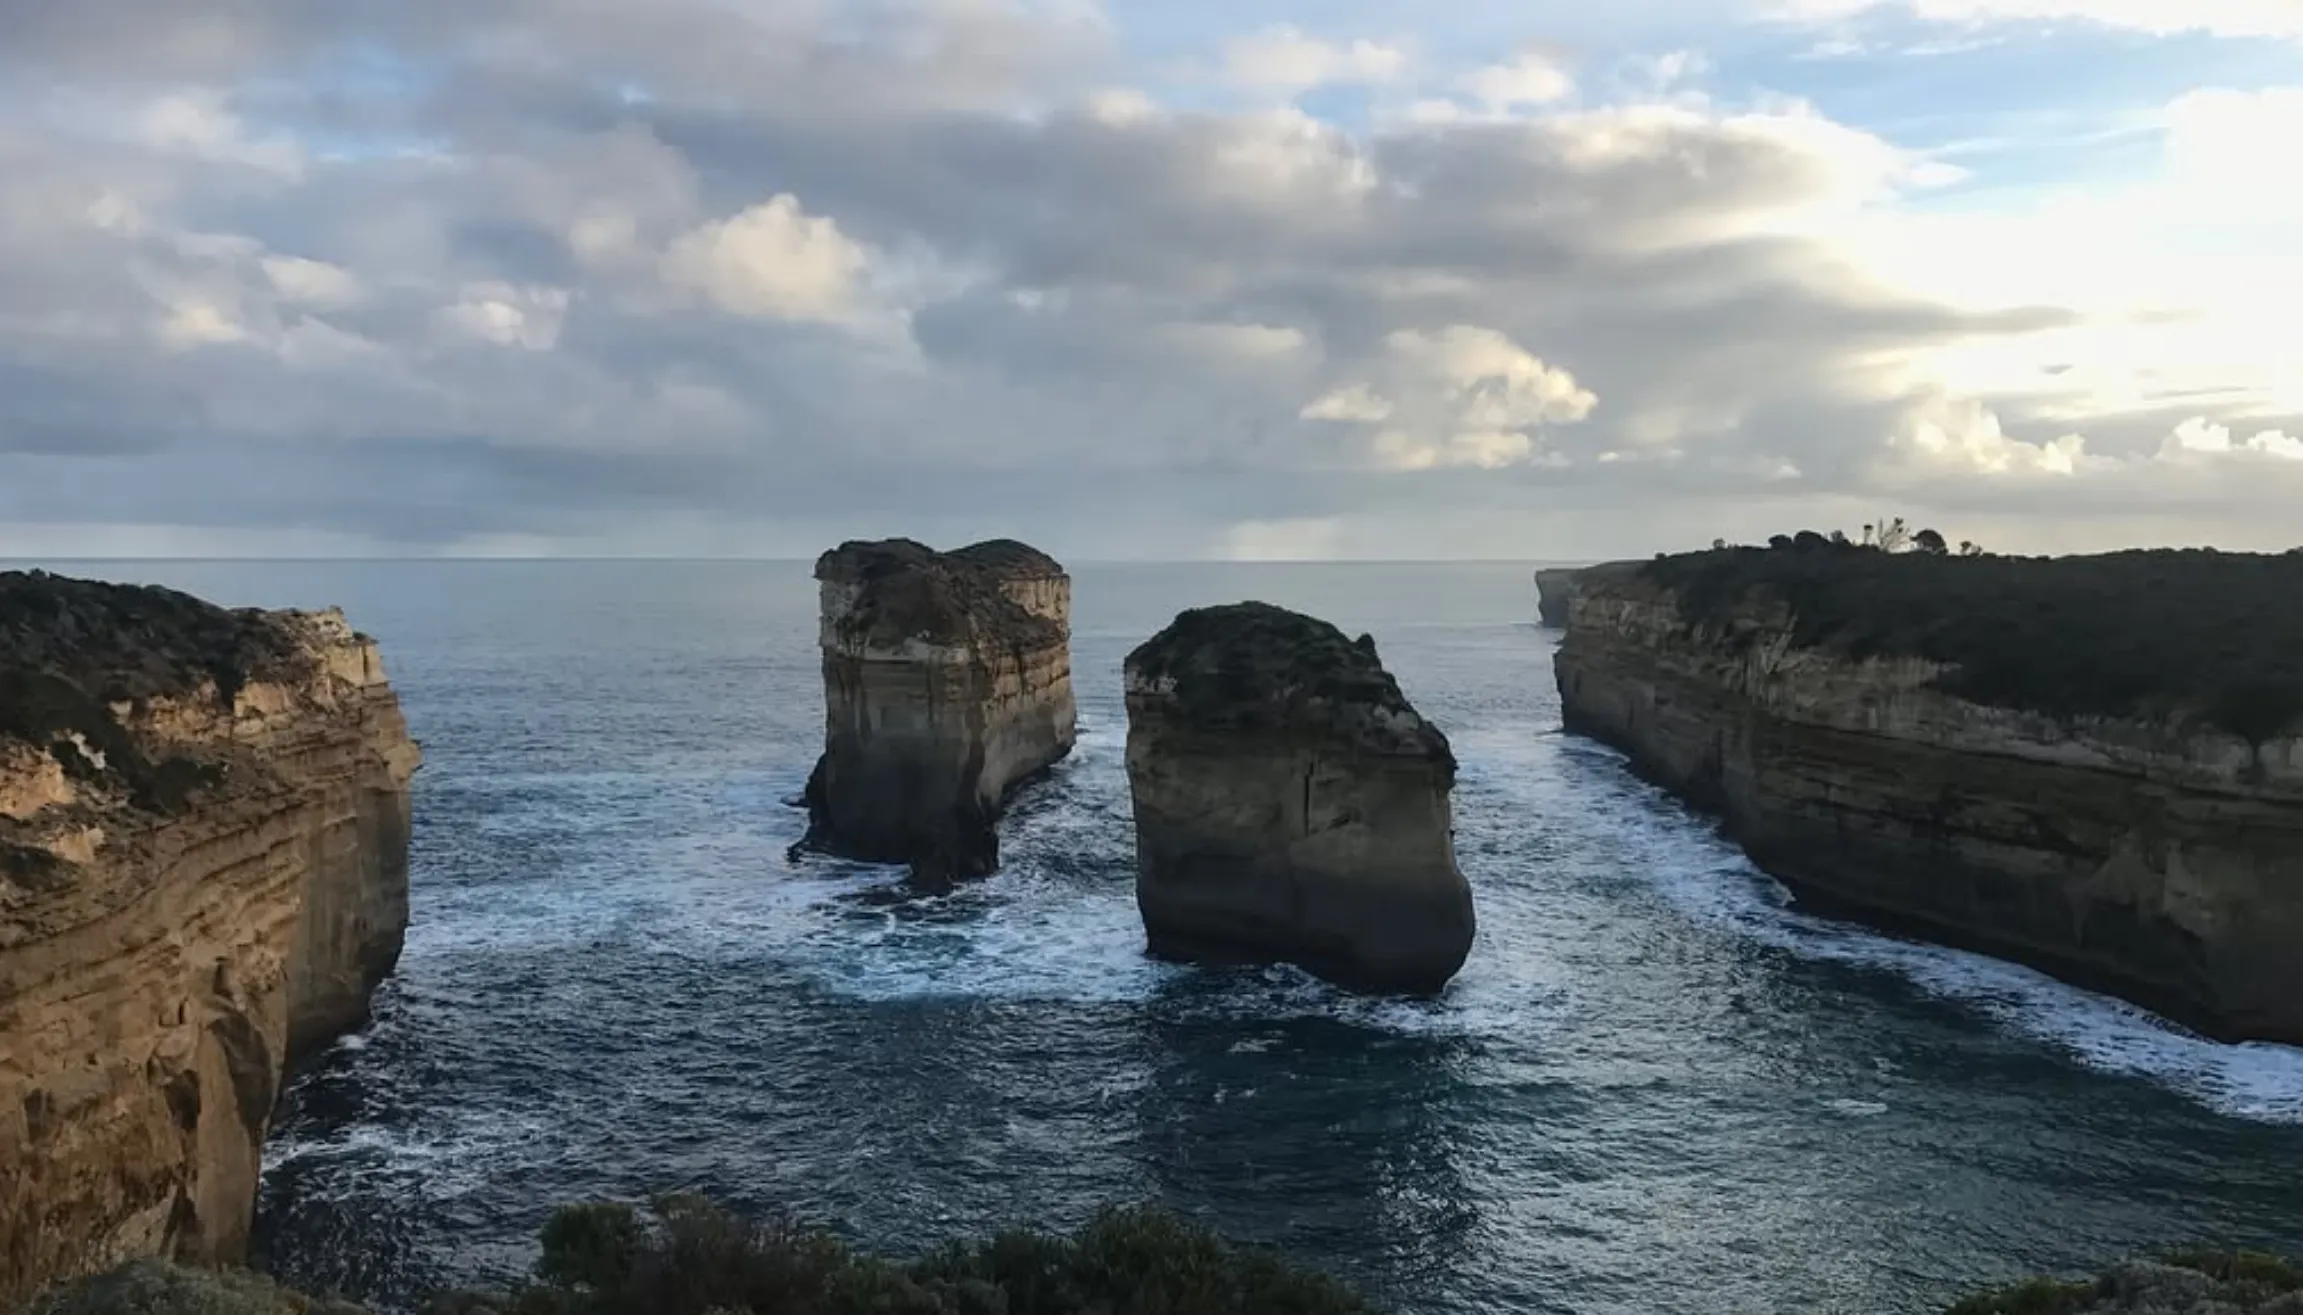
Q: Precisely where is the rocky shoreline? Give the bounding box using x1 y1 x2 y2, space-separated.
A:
1553 548 2303 1044
0 571 420 1308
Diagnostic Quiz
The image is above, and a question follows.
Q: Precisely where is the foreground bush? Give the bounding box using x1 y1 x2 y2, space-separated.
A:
1947 1248 2303 1314
24 1258 364 1315
428 1196 1385 1315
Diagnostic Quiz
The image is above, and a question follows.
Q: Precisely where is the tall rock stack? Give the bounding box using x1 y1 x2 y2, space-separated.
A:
798 539 1077 885
0 571 421 1308
1123 602 1476 994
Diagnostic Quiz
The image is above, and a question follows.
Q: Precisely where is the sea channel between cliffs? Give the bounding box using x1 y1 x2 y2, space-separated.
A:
11 558 2303 1315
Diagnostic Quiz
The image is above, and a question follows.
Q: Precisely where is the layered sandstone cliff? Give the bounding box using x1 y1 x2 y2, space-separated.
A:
0 571 420 1308
1124 603 1474 993
797 539 1076 885
1534 568 1583 628
1555 550 2303 1044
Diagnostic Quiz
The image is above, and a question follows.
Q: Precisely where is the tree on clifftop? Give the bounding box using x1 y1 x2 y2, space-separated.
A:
1913 528 1948 555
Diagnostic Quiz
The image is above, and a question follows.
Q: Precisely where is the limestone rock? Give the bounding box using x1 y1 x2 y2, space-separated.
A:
1534 568 1583 628
0 571 421 1308
1554 554 2303 1043
797 538 1076 885
1123 602 1474 993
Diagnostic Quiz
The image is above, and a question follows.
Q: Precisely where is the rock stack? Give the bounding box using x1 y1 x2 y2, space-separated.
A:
1122 601 1475 993
0 571 421 1307
797 539 1077 885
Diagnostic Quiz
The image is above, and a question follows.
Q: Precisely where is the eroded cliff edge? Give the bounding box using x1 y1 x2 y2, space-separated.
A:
0 571 421 1307
1125 602 1474 993
798 539 1077 885
1554 548 2303 1043
1534 568 1583 628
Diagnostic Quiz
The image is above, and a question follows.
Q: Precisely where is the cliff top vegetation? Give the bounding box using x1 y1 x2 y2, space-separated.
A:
0 570 310 710
815 539 1066 650
1125 602 1455 769
1632 545 2303 742
0 571 279 819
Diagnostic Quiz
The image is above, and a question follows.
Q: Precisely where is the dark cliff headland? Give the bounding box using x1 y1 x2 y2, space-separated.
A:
1554 545 2303 1045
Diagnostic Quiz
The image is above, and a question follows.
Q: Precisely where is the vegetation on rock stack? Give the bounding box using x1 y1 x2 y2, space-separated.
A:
1124 601 1449 768
1636 546 2303 744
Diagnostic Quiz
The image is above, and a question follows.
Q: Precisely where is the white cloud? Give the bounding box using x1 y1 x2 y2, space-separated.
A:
1221 27 1407 93
135 91 303 174
1885 395 2093 475
260 256 361 307
1302 382 1395 423
1313 327 1597 471
1769 0 2303 41
157 298 248 349
1456 51 1577 113
660 194 868 324
441 283 571 350
2159 416 2303 461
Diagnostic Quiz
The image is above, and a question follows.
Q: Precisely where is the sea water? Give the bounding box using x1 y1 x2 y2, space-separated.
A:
47 559 2303 1315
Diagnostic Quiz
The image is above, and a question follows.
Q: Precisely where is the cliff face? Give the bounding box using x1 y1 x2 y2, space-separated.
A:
1534 568 1583 628
799 539 1076 885
1124 603 1474 994
1555 562 2303 1044
0 572 421 1308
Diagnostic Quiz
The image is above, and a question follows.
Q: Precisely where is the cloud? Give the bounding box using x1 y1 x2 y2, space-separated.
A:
1453 51 1578 116
659 195 870 323
441 282 571 350
1768 0 2303 40
1220 27 1408 93
0 0 2292 559
2159 416 2303 461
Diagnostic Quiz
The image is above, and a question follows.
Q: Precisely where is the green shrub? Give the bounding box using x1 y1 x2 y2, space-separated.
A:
460 1197 1382 1315
1636 547 2303 741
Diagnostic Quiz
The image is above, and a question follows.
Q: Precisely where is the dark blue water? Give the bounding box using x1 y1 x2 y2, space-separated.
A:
39 560 2303 1315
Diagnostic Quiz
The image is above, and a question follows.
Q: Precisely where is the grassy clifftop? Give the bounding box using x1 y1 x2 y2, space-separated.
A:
1629 547 2303 743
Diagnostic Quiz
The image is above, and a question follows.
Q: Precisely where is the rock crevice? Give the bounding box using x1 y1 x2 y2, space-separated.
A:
1124 602 1474 994
0 571 420 1308
797 539 1076 884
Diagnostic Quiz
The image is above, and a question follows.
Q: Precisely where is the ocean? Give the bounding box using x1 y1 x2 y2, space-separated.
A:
46 559 2303 1315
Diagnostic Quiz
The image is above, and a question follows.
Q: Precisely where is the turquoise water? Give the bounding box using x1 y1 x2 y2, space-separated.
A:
43 559 2303 1314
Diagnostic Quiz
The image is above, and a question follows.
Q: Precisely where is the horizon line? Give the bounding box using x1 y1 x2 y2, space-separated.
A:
2 555 1603 567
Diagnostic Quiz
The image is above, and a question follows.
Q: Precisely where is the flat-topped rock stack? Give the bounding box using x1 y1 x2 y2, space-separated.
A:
0 571 420 1308
797 538 1077 885
1123 602 1475 993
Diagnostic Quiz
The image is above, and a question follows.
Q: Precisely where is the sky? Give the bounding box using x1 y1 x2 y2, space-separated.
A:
1 0 2298 562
